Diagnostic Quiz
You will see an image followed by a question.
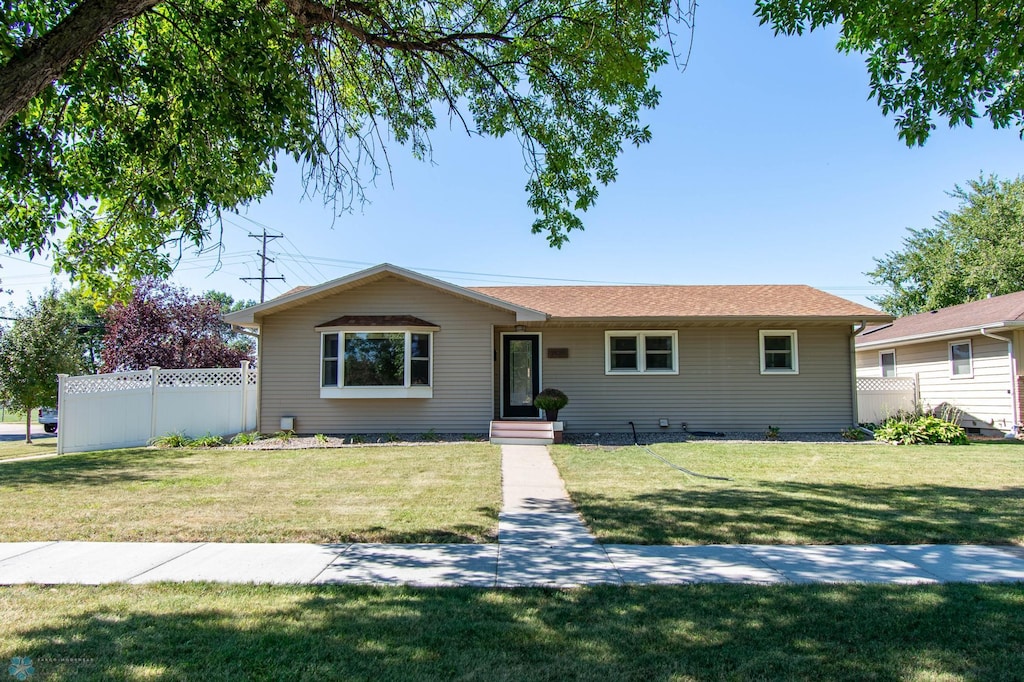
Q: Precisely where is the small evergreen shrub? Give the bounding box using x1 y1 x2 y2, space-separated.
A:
875 415 968 445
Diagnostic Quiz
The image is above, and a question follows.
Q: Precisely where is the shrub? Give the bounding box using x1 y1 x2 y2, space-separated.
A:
385 432 400 443
765 425 780 440
841 426 867 441
273 430 294 442
350 434 366 444
534 388 569 419
150 432 190 448
875 415 969 445
230 431 260 445
314 433 328 445
421 429 441 442
188 434 224 448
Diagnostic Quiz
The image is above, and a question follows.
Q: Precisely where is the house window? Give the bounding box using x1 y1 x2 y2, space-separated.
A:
605 331 678 375
879 350 896 378
759 330 799 374
950 341 973 378
320 330 433 398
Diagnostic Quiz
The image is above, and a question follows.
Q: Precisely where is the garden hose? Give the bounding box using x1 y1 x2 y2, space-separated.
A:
628 421 731 481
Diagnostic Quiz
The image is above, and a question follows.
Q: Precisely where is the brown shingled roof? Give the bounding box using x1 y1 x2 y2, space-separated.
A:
469 285 885 319
857 290 1024 345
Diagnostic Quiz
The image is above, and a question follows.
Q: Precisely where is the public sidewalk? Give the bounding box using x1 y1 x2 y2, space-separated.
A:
1 445 1023 587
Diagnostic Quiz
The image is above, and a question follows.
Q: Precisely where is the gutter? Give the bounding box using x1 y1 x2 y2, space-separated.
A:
850 321 867 426
857 321 1024 350
980 327 1019 435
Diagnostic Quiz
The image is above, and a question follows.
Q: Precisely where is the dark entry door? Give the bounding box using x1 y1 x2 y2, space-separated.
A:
502 334 540 418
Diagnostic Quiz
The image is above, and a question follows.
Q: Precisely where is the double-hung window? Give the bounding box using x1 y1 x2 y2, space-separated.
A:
605 331 678 375
318 317 436 398
759 330 799 374
879 350 896 377
949 340 973 378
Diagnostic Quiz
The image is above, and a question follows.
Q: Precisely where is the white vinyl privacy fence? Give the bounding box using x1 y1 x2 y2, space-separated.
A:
856 376 918 425
56 363 257 454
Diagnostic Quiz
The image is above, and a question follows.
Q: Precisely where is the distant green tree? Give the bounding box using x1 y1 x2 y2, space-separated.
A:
0 289 82 442
60 287 107 374
868 176 1024 316
755 1 1024 146
203 290 257 359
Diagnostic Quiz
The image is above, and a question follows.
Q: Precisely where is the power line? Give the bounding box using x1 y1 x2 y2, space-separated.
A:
239 229 285 303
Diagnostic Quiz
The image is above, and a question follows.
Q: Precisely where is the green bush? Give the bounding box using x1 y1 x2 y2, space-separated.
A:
230 431 260 445
875 415 969 445
534 387 569 420
150 432 191 448
188 434 224 448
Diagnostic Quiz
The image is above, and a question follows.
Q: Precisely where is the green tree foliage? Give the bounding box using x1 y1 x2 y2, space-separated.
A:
60 287 107 374
0 289 83 442
203 290 257 359
0 0 695 297
754 1 1024 146
868 176 1024 316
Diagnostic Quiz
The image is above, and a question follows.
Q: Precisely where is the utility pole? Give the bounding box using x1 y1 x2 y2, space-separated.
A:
240 229 285 303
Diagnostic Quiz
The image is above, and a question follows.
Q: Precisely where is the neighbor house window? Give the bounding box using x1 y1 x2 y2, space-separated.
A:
320 330 433 398
879 350 896 378
759 330 799 374
605 331 678 375
949 341 973 378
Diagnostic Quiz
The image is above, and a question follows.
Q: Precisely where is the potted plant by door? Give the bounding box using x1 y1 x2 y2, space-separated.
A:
534 388 568 443
534 388 568 421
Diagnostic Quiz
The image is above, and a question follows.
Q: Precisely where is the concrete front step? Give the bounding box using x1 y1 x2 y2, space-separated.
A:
489 420 555 445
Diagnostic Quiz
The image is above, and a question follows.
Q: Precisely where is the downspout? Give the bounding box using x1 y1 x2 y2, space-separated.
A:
850 321 867 426
980 327 1018 436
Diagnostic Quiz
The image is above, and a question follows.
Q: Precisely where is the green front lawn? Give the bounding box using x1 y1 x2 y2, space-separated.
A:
0 444 501 543
551 441 1024 545
0 439 57 460
0 583 1021 680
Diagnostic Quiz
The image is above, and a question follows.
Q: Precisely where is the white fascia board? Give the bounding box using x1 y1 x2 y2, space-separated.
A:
221 263 547 325
856 321 1024 350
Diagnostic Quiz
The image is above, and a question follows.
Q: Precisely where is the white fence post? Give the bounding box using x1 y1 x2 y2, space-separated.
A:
56 373 68 456
240 360 250 434
149 366 160 441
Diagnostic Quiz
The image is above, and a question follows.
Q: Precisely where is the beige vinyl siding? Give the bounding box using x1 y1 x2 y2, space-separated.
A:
856 334 1014 433
258 275 515 434
533 325 855 433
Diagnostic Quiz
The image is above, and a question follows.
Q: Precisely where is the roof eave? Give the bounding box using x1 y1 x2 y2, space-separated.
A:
221 263 547 324
856 320 1024 349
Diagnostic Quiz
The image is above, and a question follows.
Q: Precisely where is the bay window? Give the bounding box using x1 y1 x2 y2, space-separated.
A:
320 329 433 398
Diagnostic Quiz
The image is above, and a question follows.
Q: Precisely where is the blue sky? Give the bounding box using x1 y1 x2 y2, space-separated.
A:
2 3 1021 308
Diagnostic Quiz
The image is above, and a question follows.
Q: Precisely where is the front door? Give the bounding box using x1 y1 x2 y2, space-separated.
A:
502 334 540 418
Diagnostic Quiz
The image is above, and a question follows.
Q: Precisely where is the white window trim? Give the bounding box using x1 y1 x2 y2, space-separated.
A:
879 349 897 378
320 327 434 398
949 339 974 379
759 330 799 375
604 331 679 375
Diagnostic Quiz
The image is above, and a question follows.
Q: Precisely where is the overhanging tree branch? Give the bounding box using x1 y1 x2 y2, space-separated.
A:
0 0 162 128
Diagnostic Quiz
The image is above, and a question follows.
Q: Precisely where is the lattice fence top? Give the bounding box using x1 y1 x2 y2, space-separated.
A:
157 368 247 387
64 367 257 393
65 370 152 394
857 377 916 392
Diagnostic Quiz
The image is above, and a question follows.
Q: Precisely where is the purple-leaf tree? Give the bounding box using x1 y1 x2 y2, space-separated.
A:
101 278 254 372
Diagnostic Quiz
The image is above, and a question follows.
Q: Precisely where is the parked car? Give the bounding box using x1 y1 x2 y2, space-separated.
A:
38 407 57 433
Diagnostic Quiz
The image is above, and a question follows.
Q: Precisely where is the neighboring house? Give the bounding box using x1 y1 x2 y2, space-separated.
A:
856 291 1024 436
224 263 889 436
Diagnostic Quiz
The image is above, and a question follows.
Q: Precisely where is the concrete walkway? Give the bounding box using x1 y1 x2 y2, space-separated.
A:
1 444 1023 587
